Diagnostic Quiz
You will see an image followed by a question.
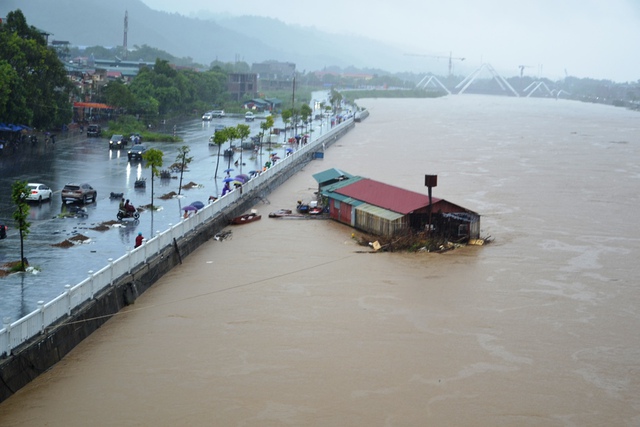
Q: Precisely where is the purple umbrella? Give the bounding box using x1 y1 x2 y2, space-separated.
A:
223 177 236 183
183 205 198 212
234 174 250 183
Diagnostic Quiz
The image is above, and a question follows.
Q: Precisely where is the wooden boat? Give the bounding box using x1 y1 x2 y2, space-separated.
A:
229 212 261 225
268 209 293 218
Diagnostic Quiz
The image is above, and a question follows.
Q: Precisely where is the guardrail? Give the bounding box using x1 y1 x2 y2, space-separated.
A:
0 119 354 357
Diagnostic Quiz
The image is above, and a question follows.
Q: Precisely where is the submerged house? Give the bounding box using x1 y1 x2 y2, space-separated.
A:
315 170 480 240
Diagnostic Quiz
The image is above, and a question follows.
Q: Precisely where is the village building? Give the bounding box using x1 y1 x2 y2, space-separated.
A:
313 168 480 240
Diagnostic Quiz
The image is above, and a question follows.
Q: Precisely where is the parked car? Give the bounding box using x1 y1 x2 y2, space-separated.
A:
25 183 53 202
87 124 102 137
128 144 147 161
211 110 225 118
0 223 7 239
61 183 97 204
202 112 213 121
245 112 255 122
109 134 127 149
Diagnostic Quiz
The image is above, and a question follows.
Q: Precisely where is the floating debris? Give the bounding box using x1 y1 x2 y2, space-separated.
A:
214 230 232 241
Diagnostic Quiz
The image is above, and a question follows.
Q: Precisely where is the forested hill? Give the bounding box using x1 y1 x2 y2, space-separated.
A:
0 0 412 72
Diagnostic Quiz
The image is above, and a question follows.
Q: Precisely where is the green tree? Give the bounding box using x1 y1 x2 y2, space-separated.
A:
142 148 164 210
175 146 193 196
103 79 136 111
300 104 312 134
262 115 276 151
11 181 31 271
0 10 73 129
281 109 292 142
211 129 228 178
225 126 240 169
235 124 251 173
329 89 343 112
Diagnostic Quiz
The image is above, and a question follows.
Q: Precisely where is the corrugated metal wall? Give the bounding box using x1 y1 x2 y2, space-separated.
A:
355 210 407 237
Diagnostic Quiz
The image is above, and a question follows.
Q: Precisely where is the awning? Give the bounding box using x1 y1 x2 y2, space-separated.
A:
73 102 114 109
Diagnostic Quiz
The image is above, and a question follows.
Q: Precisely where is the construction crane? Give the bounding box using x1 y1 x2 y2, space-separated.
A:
405 51 465 76
518 65 533 78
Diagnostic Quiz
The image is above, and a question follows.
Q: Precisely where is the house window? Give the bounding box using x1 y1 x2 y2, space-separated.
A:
334 200 340 209
458 224 469 236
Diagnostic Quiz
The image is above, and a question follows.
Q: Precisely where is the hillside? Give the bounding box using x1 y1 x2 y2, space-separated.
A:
0 0 414 73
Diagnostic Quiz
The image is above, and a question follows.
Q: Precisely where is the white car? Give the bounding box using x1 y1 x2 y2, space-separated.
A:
202 112 213 121
26 183 53 202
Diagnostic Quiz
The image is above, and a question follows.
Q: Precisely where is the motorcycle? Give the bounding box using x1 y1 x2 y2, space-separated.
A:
117 208 140 221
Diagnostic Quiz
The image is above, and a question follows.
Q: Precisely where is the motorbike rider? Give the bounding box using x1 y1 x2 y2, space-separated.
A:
121 199 136 217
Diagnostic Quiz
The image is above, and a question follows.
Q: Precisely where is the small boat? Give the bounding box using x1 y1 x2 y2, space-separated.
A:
268 209 293 218
296 201 309 214
309 207 324 215
229 212 261 225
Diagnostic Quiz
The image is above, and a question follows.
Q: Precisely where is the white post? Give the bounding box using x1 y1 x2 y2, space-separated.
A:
3 317 11 356
88 270 94 299
108 258 114 286
64 284 72 315
38 301 45 334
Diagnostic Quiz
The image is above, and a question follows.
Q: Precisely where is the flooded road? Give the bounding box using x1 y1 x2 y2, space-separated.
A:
0 95 334 320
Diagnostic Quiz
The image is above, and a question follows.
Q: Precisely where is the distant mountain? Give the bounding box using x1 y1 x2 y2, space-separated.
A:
1 0 417 73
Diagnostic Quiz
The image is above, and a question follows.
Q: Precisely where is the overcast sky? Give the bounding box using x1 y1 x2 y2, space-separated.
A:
141 0 639 82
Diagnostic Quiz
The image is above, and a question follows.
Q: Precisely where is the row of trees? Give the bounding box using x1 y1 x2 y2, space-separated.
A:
0 10 73 129
101 59 229 118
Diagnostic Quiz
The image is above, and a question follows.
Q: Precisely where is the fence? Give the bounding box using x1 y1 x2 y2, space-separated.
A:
0 118 354 357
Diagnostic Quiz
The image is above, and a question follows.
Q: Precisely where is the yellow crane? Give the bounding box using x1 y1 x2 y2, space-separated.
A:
405 51 465 76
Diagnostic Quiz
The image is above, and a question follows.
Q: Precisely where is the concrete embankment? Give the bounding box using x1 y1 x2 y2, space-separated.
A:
0 121 355 403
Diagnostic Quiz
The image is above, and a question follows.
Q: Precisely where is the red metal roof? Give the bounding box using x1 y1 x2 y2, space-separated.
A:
335 178 441 214
73 102 113 109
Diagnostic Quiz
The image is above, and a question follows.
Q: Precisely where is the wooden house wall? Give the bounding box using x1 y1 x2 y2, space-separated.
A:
355 210 407 237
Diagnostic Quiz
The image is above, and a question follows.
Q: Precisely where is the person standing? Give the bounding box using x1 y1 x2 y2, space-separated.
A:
134 232 144 248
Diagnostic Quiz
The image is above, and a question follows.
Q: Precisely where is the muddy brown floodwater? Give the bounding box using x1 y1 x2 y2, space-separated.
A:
1 95 639 426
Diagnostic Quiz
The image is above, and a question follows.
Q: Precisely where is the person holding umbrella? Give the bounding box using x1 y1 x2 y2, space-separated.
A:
221 181 232 196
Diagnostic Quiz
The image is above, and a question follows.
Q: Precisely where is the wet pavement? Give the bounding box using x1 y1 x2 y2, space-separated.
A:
0 93 334 320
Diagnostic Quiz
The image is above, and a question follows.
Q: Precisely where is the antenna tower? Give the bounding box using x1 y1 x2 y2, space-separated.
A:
123 11 128 59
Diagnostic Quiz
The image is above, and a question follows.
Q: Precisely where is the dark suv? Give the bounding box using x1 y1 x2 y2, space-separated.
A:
61 183 97 204
128 145 147 161
87 124 102 137
109 134 127 149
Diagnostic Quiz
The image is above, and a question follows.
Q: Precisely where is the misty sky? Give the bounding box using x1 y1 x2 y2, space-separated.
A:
141 0 639 82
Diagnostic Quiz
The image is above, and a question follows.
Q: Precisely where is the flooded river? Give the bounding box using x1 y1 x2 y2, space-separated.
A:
0 95 639 425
